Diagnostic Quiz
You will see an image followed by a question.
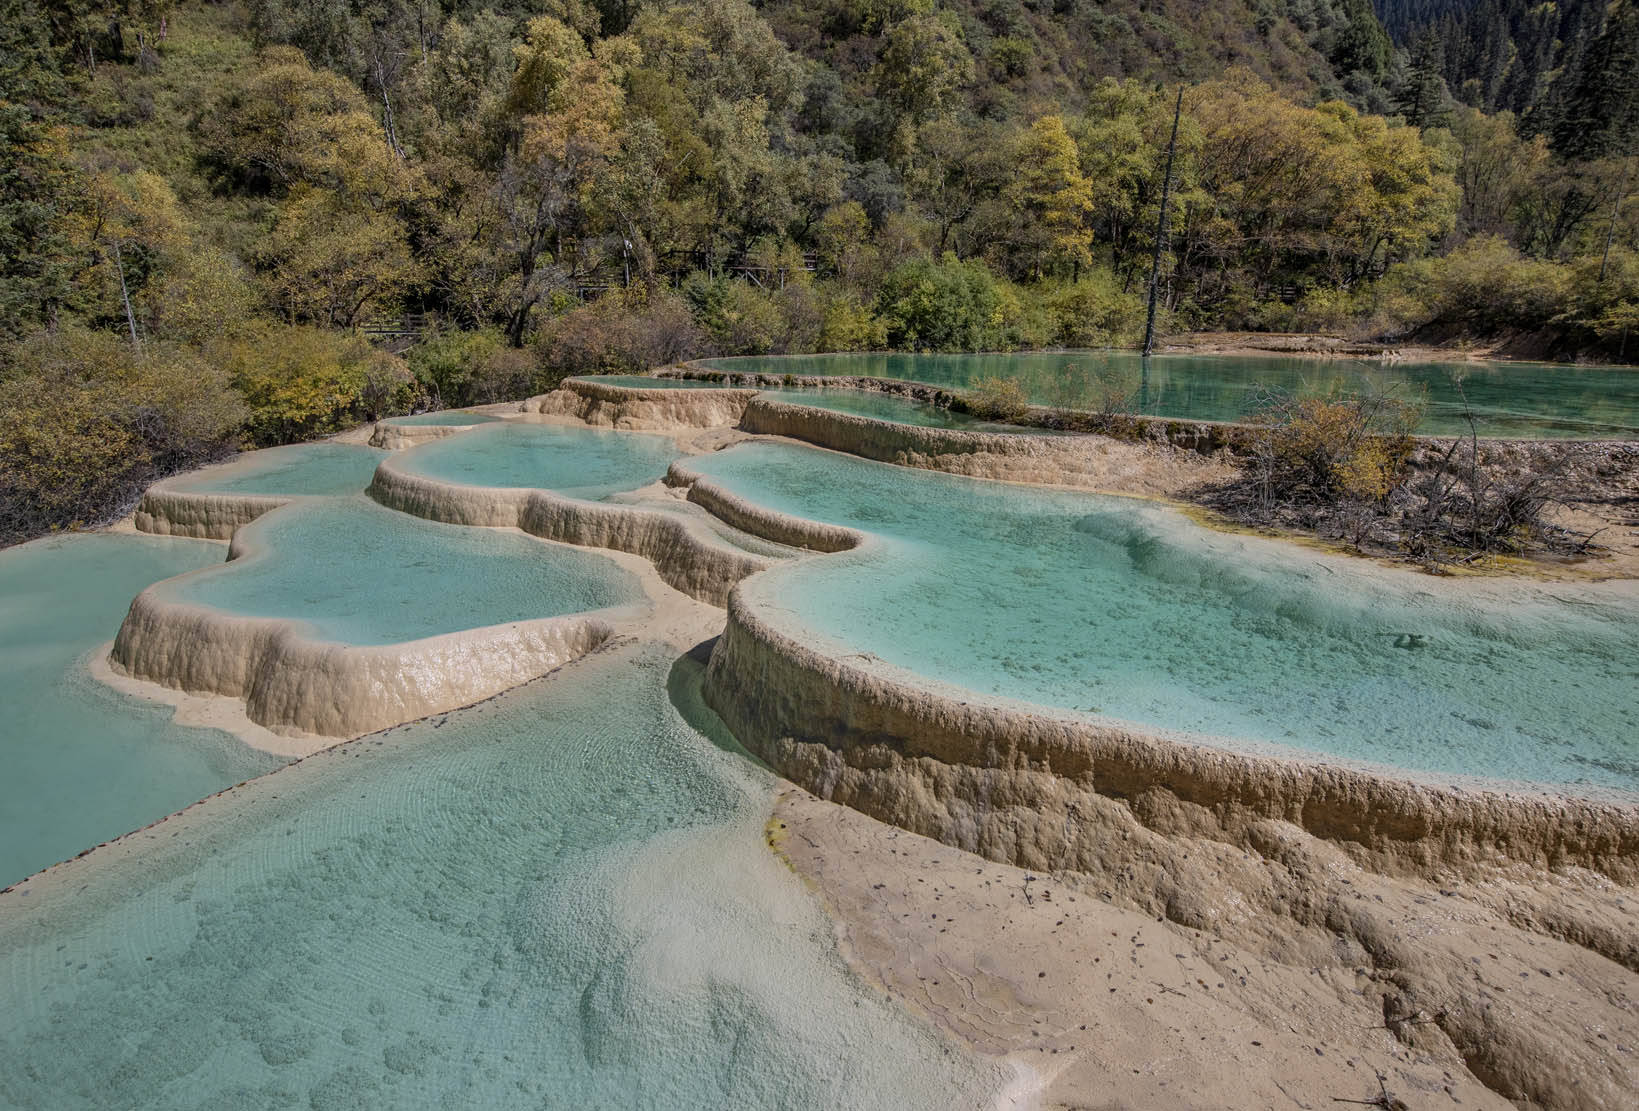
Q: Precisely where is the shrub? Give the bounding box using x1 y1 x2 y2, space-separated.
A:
818 293 888 351
1362 237 1574 337
1040 272 1146 347
406 327 536 408
963 376 1032 421
994 281 1055 348
226 324 401 444
1250 390 1422 505
0 328 245 543
537 288 708 379
681 272 787 355
874 256 1009 351
358 348 420 417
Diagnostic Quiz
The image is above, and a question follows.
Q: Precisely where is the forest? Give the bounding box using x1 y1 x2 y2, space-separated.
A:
1 0 1636 543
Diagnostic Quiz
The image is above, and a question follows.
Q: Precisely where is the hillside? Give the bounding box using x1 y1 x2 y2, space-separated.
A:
0 0 1635 544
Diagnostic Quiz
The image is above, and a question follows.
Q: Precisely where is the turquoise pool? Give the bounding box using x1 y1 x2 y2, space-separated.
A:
169 497 642 646
399 422 679 499
170 443 389 496
703 352 1639 439
0 534 284 886
0 644 1004 1108
688 441 1639 794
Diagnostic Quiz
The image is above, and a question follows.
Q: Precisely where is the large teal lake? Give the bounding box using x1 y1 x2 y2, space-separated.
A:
702 352 1639 439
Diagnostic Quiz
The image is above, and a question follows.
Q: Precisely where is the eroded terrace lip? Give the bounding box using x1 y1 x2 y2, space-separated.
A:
137 441 393 539
382 410 501 425
166 442 389 496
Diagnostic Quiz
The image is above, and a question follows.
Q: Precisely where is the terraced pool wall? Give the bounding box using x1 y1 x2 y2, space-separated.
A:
667 364 1252 454
134 486 293 540
531 377 762 429
737 396 1215 486
701 578 1639 888
109 511 619 738
369 417 494 450
367 456 770 605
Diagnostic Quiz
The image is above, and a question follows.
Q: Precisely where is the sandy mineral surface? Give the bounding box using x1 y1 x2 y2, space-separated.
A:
774 786 1637 1110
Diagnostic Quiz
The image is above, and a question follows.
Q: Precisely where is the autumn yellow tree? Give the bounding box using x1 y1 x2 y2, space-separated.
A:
1002 116 1096 279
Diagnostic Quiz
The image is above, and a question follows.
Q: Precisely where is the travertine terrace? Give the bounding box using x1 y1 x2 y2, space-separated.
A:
104 372 1639 1109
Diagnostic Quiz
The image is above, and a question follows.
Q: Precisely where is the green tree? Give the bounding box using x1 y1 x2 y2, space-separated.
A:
874 255 1005 351
1398 30 1452 130
0 0 82 334
873 11 974 130
1551 0 1639 162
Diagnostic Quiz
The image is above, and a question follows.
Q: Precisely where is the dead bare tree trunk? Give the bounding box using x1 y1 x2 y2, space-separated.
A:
112 239 139 347
1599 156 1633 283
1142 86 1184 358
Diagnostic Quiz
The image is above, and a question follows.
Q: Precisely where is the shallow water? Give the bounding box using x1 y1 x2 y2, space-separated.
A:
383 411 500 426
170 443 390 496
169 497 643 646
399 422 679 499
703 352 1639 439
689 441 1639 793
0 534 284 886
0 644 1003 1109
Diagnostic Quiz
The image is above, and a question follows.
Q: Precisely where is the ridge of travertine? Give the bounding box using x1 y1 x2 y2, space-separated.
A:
109 506 624 738
134 486 293 540
527 377 761 430
110 403 1639 1106
696 568 1639 1110
702 579 1639 886
737 395 1224 490
368 418 490 451
367 455 770 606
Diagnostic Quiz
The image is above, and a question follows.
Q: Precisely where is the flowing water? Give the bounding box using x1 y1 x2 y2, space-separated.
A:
0 644 1005 1109
702 352 1639 439
168 497 643 646
168 443 389 496
398 422 680 499
688 441 1639 794
0 534 283 886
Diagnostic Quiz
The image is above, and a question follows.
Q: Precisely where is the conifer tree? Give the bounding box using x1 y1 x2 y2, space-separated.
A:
1551 0 1639 162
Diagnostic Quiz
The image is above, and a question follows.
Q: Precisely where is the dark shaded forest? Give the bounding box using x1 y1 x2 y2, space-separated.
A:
2 0 1636 542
